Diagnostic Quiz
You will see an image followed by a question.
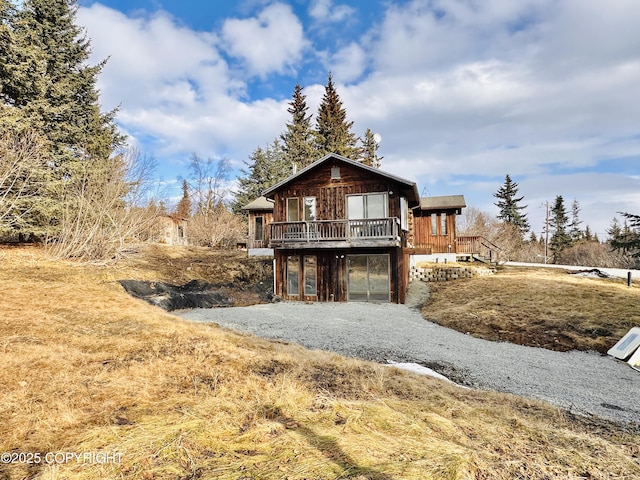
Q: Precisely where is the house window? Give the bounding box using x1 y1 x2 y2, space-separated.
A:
400 197 409 231
304 255 317 296
431 213 437 235
441 213 447 235
286 256 300 297
303 197 316 221
287 197 299 222
254 216 263 241
347 193 388 219
331 166 341 179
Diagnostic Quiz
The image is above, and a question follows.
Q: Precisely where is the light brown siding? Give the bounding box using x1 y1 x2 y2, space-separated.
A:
412 210 458 253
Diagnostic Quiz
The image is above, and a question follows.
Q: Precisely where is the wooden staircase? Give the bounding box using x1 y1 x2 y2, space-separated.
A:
455 236 502 265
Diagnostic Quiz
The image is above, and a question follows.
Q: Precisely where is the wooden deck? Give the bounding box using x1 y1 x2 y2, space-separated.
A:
408 235 502 264
270 218 402 248
456 235 502 263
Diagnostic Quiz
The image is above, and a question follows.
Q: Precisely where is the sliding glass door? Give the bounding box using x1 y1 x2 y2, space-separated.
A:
347 254 390 302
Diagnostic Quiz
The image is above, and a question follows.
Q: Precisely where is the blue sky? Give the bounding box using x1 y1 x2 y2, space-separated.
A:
75 0 640 237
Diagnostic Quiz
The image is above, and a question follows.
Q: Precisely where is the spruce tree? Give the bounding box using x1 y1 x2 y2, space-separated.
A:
358 128 382 168
584 225 594 242
610 213 640 258
232 139 290 215
280 83 316 170
607 217 622 242
174 179 191 219
549 195 571 262
493 174 530 235
568 199 583 242
0 0 124 240
7 0 122 162
315 72 357 159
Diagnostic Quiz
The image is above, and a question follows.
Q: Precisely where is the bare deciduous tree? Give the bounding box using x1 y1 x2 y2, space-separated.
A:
0 131 53 239
46 148 158 261
183 154 246 248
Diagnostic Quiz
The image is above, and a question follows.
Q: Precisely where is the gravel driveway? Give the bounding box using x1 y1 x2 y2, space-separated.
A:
176 283 640 427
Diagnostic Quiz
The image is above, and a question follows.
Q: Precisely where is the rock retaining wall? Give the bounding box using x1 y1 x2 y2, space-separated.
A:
409 265 494 282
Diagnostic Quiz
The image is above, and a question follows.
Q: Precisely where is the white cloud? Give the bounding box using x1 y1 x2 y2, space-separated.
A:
221 2 307 77
77 3 291 171
309 0 355 23
343 0 640 175
330 42 367 83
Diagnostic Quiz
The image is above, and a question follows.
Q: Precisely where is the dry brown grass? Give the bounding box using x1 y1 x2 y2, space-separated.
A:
423 266 640 353
1 245 639 479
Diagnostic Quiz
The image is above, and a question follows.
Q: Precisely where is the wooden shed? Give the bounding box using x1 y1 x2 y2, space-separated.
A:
412 195 466 253
241 196 274 250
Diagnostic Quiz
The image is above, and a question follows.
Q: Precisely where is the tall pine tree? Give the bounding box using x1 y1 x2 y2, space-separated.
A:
358 128 382 168
280 83 315 170
568 199 583 242
314 72 357 159
3 0 122 162
549 195 571 262
1 0 123 240
174 179 191 219
493 174 530 235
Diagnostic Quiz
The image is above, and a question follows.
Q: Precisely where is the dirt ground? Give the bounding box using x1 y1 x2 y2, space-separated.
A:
120 244 274 307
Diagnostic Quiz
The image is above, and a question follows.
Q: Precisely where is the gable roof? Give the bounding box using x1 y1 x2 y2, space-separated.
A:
419 195 466 210
241 196 274 211
262 153 420 203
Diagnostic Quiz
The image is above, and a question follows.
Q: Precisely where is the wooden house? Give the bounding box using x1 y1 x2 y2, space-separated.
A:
261 153 420 304
244 153 500 303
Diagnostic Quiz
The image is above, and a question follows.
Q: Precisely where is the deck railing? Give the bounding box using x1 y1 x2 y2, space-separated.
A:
456 235 502 262
270 218 400 245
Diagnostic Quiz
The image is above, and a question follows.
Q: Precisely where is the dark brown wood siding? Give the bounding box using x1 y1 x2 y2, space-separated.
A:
272 160 405 223
275 247 402 303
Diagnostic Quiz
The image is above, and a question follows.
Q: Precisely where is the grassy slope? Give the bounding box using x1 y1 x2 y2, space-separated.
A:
1 246 639 480
423 266 640 353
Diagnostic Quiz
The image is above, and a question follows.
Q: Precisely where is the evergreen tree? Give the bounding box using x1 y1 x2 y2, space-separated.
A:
280 83 316 170
568 199 583 242
232 139 290 215
314 72 357 159
174 179 191 219
584 225 594 242
493 174 530 235
2 0 122 162
606 217 622 242
357 128 382 168
611 213 640 258
0 0 123 240
549 195 571 261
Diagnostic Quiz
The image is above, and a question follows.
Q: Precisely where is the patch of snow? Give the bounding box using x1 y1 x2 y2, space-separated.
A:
386 361 465 386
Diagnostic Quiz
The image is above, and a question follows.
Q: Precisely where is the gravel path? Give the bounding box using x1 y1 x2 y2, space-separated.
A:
176 284 640 427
